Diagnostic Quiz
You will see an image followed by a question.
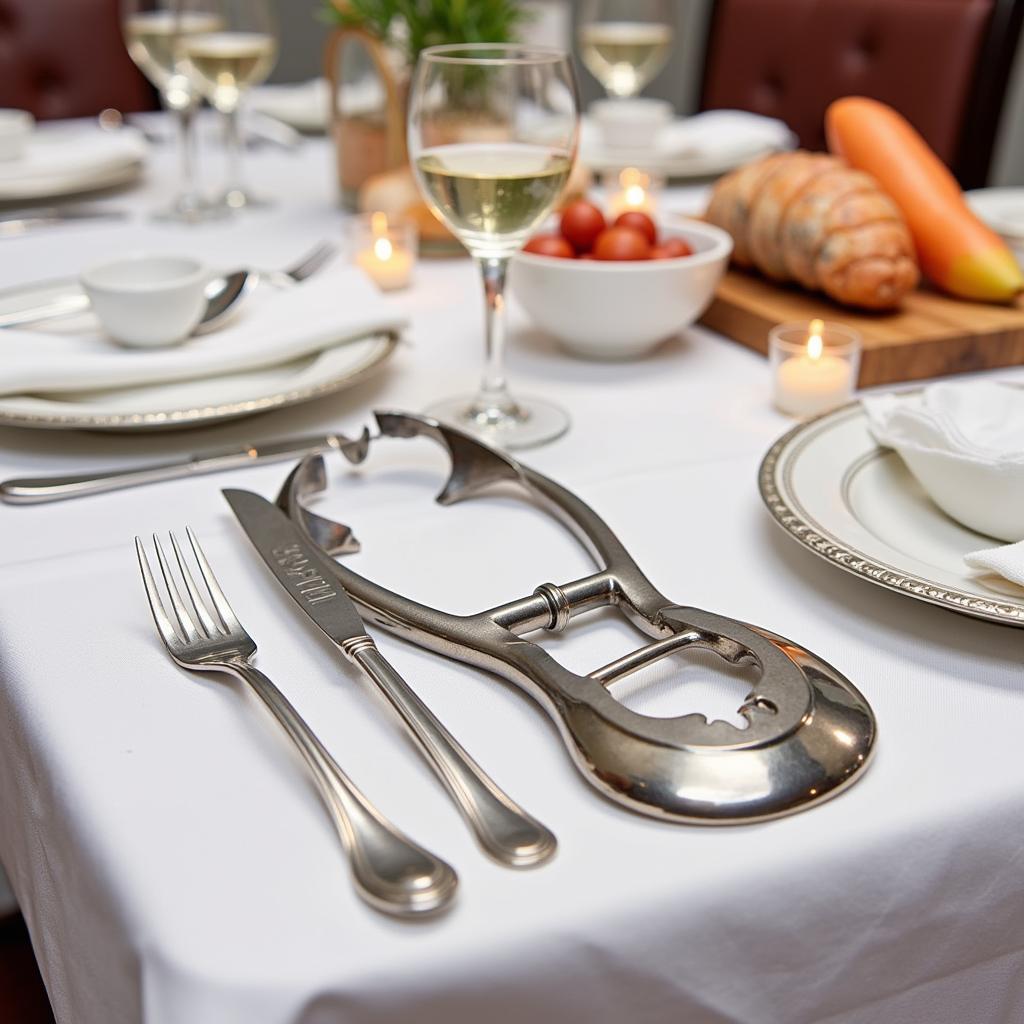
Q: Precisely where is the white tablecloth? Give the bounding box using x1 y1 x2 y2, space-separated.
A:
3 125 1024 1024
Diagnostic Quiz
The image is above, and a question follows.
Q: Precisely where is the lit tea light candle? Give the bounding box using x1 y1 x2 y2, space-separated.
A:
605 167 661 218
770 318 861 417
353 211 415 291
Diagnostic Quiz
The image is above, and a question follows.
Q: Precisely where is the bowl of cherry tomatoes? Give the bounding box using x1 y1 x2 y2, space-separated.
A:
509 200 732 359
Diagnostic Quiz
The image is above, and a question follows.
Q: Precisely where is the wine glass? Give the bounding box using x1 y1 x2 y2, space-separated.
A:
121 0 226 222
179 0 278 210
579 0 674 99
408 45 580 449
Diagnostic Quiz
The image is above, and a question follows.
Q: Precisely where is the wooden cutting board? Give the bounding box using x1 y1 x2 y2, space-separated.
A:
700 269 1024 387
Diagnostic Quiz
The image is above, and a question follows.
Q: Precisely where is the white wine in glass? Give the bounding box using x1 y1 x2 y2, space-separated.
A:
579 0 674 99
409 45 580 449
121 1 226 223
180 0 278 210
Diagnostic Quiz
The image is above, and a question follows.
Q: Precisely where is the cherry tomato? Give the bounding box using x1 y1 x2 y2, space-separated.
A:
613 211 657 245
652 237 693 258
559 200 606 252
523 234 576 259
592 226 652 261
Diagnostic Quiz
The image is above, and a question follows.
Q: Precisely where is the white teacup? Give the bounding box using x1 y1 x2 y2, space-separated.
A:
0 109 34 162
80 254 209 348
591 98 673 151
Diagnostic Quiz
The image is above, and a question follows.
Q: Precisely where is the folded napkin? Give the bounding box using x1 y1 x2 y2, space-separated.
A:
0 267 407 397
659 109 795 158
0 128 147 187
863 381 1024 581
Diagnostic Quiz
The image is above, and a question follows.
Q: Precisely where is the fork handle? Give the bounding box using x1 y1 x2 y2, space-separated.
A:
351 645 557 868
229 661 458 917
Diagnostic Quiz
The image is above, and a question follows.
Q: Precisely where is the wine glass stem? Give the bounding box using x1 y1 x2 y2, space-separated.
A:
176 102 199 202
224 106 244 198
472 256 517 418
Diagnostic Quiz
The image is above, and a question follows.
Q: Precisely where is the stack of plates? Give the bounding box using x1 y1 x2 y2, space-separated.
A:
0 125 148 202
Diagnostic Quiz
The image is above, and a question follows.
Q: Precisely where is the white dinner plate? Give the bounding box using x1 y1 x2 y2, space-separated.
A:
579 116 794 179
759 400 1024 627
0 279 398 431
965 187 1024 242
0 126 147 202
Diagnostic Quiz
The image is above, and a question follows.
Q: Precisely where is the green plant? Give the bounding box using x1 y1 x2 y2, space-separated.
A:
323 0 529 65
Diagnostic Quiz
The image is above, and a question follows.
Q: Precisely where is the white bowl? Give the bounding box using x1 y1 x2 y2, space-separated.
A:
80 254 209 348
591 98 673 151
509 219 733 359
0 109 34 162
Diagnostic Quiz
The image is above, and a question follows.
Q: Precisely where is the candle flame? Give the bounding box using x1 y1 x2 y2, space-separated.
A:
618 167 650 210
370 211 388 237
807 319 824 361
374 235 394 261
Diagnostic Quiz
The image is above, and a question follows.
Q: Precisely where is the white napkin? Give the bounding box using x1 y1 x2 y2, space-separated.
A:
658 109 795 158
0 268 407 398
249 77 385 132
863 382 1024 581
0 127 147 187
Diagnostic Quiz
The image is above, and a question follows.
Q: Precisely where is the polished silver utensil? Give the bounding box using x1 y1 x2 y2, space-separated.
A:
224 488 557 869
0 240 336 330
0 207 129 238
277 410 878 825
0 429 368 504
135 527 458 917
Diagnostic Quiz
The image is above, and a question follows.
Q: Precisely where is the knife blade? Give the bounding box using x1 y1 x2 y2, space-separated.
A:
224 487 558 868
0 208 128 237
0 431 367 505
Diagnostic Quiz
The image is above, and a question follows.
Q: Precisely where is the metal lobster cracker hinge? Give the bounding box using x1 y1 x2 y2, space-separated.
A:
275 411 876 824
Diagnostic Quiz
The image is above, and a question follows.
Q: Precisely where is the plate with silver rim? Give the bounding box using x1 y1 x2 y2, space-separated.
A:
759 399 1024 627
0 331 400 432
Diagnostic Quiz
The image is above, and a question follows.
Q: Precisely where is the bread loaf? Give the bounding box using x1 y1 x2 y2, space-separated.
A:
706 151 919 309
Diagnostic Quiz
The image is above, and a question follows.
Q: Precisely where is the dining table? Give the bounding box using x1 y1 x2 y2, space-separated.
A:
2 118 1024 1024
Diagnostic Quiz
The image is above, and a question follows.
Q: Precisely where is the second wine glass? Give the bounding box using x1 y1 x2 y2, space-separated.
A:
180 0 278 210
408 44 580 449
579 0 674 99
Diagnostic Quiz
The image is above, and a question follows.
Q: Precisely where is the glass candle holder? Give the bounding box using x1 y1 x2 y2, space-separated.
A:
602 166 665 219
348 211 417 291
770 319 861 418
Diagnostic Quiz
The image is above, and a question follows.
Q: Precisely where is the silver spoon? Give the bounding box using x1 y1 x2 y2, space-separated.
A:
0 270 256 333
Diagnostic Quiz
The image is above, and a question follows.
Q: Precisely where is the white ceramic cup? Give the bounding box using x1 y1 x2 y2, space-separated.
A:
591 98 673 151
0 109 34 162
80 254 210 348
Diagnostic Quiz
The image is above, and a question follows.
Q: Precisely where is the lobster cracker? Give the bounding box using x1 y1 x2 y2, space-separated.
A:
275 411 876 824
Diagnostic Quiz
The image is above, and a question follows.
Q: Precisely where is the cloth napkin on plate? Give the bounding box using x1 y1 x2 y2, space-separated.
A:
0 267 407 397
0 128 148 188
657 109 795 158
863 381 1024 584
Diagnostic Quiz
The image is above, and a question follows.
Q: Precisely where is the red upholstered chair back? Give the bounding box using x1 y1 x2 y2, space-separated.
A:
700 0 1024 188
0 0 155 120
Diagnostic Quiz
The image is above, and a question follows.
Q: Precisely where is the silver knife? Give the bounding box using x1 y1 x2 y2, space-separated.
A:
224 487 557 869
0 208 128 237
0 431 369 505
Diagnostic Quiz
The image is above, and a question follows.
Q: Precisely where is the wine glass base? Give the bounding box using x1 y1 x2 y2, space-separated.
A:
151 195 230 225
424 394 570 450
221 187 274 211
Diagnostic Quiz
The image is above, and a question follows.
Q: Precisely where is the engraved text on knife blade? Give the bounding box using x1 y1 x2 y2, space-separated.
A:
272 543 337 605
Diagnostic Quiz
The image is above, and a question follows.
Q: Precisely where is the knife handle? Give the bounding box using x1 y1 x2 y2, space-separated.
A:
349 641 557 868
0 459 232 504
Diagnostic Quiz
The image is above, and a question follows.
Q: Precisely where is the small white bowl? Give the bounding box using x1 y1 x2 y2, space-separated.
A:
591 98 673 151
80 254 209 348
509 219 732 360
0 109 34 162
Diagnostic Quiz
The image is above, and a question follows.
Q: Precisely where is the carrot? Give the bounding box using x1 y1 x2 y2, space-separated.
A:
825 96 1023 302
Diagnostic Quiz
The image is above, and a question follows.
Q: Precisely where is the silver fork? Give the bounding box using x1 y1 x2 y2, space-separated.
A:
263 241 337 288
135 528 457 918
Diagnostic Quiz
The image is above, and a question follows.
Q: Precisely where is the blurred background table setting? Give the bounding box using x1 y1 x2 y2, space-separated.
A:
5 2 1024 1023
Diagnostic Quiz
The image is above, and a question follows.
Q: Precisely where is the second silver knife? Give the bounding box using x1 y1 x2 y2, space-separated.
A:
0 430 369 505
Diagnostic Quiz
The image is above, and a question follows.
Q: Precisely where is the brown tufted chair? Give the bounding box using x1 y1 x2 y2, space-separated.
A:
0 0 156 120
700 0 1024 188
